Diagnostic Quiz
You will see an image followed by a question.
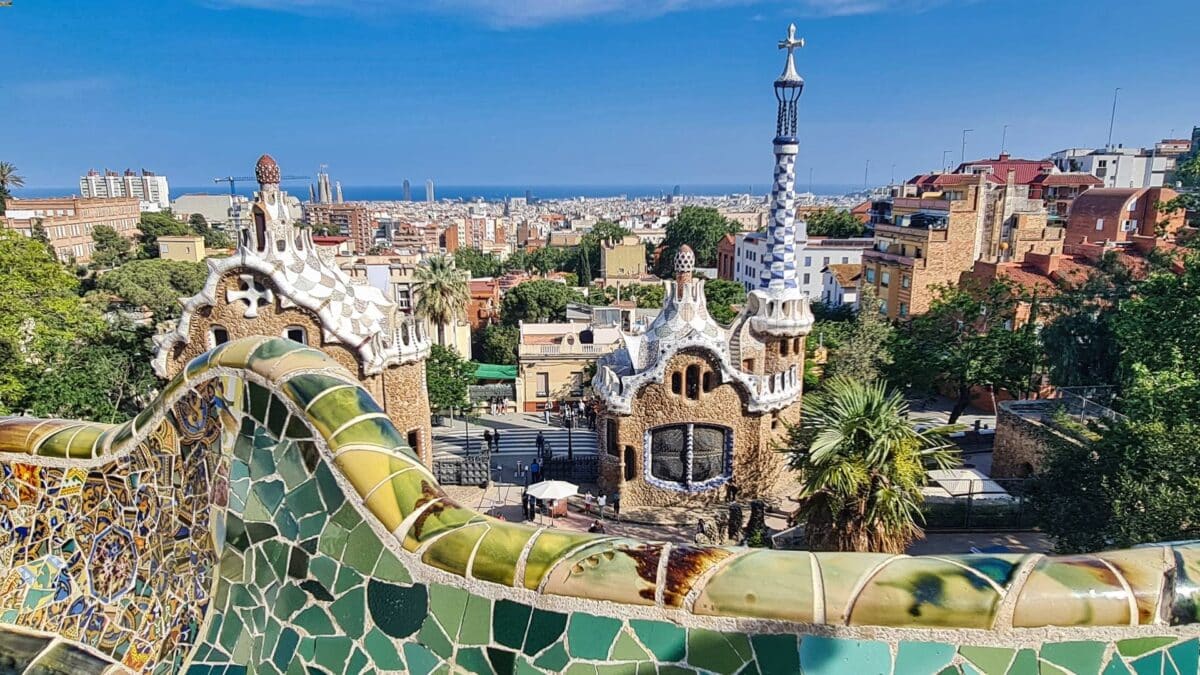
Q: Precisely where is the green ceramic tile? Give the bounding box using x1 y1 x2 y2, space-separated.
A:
282 475 323 518
364 629 404 671
1006 649 1038 675
1169 639 1198 675
418 617 454 659
1041 641 1106 674
1129 653 1163 675
487 648 517 675
313 636 353 673
523 609 567 657
1102 657 1134 675
459 594 492 646
895 641 955 674
272 628 299 671
404 643 442 675
293 606 336 635
688 629 747 673
1118 637 1177 658
494 600 532 650
960 646 1015 675
374 549 412 584
330 586 366 638
429 584 470 639
533 643 570 672
334 564 364 594
457 647 493 675
611 630 651 662
799 636 890 675
630 620 686 663
751 634 799 675
367 579 427 639
343 522 385 572
567 613 622 661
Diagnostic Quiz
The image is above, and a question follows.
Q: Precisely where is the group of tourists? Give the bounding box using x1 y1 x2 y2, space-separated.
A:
480 428 502 453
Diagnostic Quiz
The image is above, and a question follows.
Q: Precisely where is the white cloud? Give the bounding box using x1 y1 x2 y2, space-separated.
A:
202 0 961 27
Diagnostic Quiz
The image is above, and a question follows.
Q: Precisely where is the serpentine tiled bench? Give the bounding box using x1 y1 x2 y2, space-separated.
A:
0 337 1196 674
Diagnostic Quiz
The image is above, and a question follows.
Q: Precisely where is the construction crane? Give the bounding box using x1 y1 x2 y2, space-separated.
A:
213 174 309 196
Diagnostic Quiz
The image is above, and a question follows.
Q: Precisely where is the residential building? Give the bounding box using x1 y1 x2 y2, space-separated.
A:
153 155 435 465
1 196 139 263
467 278 501 330
172 193 249 228
716 233 736 280
733 227 871 300
864 179 988 320
426 179 435 203
821 263 861 308
304 203 377 254
1065 186 1186 247
80 169 170 210
1026 172 1103 225
718 208 768 231
1051 146 1169 188
517 322 622 412
599 235 647 284
157 234 206 262
593 30 812 509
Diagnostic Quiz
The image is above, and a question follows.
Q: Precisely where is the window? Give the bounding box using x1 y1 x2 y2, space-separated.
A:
702 370 718 393
881 271 890 287
802 272 811 284
865 268 876 283
284 326 307 344
671 371 683 395
624 446 636 481
407 430 422 460
823 256 830 265
606 419 619 456
804 256 812 266
536 373 550 397
1122 219 1138 232
780 340 790 357
1095 218 1105 231
841 256 849 264
898 302 909 318
685 365 701 400
902 275 911 289
646 424 732 490
209 326 230 349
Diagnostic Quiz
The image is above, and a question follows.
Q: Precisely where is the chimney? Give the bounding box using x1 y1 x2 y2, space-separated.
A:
998 153 1011 161
1024 252 1059 276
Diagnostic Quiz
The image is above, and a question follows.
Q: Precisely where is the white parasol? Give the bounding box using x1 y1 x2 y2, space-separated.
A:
526 480 578 501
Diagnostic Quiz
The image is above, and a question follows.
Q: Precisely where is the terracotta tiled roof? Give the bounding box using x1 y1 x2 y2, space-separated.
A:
1028 173 1103 187
824 263 861 288
1068 188 1142 223
954 155 1057 185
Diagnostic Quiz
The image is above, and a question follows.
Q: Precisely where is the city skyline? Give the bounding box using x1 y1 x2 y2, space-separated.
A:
3 0 1199 188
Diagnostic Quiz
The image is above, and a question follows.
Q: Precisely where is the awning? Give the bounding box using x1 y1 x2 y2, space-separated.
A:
474 363 517 381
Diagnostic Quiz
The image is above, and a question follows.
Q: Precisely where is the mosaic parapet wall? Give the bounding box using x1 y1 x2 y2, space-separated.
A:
0 338 1198 674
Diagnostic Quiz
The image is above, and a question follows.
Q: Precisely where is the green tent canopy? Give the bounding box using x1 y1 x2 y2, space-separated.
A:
474 363 517 381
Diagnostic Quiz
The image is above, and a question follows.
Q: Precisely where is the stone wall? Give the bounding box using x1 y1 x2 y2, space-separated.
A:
3 338 1200 674
599 350 793 509
992 399 1081 478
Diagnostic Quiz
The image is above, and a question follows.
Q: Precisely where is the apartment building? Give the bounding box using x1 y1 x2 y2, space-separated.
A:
599 235 647 285
516 321 622 412
1 196 140 263
1065 186 1186 247
305 203 377 254
80 169 170 210
733 228 871 300
1051 146 1170 189
157 235 206 262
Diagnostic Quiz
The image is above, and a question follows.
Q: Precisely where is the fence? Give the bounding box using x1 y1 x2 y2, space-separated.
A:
433 455 600 486
433 456 492 486
922 478 1035 530
539 456 599 484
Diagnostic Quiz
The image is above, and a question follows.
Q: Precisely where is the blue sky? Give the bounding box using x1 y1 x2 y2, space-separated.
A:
3 0 1198 188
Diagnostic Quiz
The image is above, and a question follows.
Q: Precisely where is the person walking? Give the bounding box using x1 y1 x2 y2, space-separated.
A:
492 428 501 453
530 459 541 484
597 494 607 520
535 431 545 456
482 429 493 454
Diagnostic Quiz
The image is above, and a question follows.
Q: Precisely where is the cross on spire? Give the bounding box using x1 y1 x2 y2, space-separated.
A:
779 23 805 54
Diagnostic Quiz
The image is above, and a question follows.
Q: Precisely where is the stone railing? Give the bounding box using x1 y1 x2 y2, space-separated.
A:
1 337 1198 674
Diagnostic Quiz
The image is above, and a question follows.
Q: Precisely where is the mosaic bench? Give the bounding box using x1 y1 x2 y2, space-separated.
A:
0 337 1196 674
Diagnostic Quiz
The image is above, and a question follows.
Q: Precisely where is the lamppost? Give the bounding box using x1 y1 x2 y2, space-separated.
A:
1107 87 1121 148
942 150 952 172
1001 124 1010 155
961 128 974 164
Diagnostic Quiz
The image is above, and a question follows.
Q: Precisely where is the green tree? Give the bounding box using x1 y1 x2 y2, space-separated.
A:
703 279 746 324
0 229 103 414
1030 418 1200 553
136 211 192 257
573 221 633 285
822 286 894 383
476 324 519 365
425 344 475 413
414 254 470 346
785 376 957 553
501 280 584 325
528 246 570 275
805 208 866 238
0 161 25 214
24 320 158 423
29 218 55 257
90 224 133 269
654 207 739 276
452 247 504 278
892 280 1041 423
94 258 207 320
188 213 234 249
632 283 665 309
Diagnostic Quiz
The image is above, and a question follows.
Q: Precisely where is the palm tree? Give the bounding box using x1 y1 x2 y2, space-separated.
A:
786 376 958 553
0 162 26 215
414 254 469 347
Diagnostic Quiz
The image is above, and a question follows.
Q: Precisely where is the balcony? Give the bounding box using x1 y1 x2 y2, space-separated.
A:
863 248 917 268
518 342 617 358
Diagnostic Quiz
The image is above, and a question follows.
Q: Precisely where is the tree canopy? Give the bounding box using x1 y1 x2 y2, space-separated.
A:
94 258 208 319
500 280 584 325
703 279 746 324
820 286 894 384
425 344 476 413
90 224 134 270
805 208 867 238
654 207 739 276
414 254 470 345
475 324 519 365
137 211 193 257
0 162 25 215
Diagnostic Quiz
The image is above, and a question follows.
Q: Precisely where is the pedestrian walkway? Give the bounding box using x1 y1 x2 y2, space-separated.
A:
431 412 599 462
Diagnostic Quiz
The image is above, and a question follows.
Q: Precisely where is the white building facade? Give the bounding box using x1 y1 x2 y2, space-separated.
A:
1051 147 1168 189
80 169 170 211
735 232 872 300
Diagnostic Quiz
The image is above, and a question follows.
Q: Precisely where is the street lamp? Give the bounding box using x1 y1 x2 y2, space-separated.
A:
942 150 952 172
961 129 974 164
1107 87 1121 148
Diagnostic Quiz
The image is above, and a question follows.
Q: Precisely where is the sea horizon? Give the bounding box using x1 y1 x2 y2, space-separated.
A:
14 182 866 202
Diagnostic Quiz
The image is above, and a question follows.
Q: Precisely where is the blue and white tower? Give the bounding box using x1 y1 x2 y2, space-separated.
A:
748 24 814 340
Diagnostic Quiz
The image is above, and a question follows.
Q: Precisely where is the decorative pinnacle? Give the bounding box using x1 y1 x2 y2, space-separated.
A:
776 23 804 85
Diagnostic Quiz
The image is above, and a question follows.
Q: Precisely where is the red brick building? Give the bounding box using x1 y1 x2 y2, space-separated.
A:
304 203 376 254
2 196 140 263
716 233 736 280
1065 186 1186 247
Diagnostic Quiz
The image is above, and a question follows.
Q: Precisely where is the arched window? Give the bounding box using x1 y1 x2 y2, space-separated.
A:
702 370 718 393
623 446 636 482
645 424 731 491
209 325 230 349
283 326 307 344
606 419 619 457
685 365 701 400
253 207 267 253
793 337 802 353
780 340 790 357
671 371 683 395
